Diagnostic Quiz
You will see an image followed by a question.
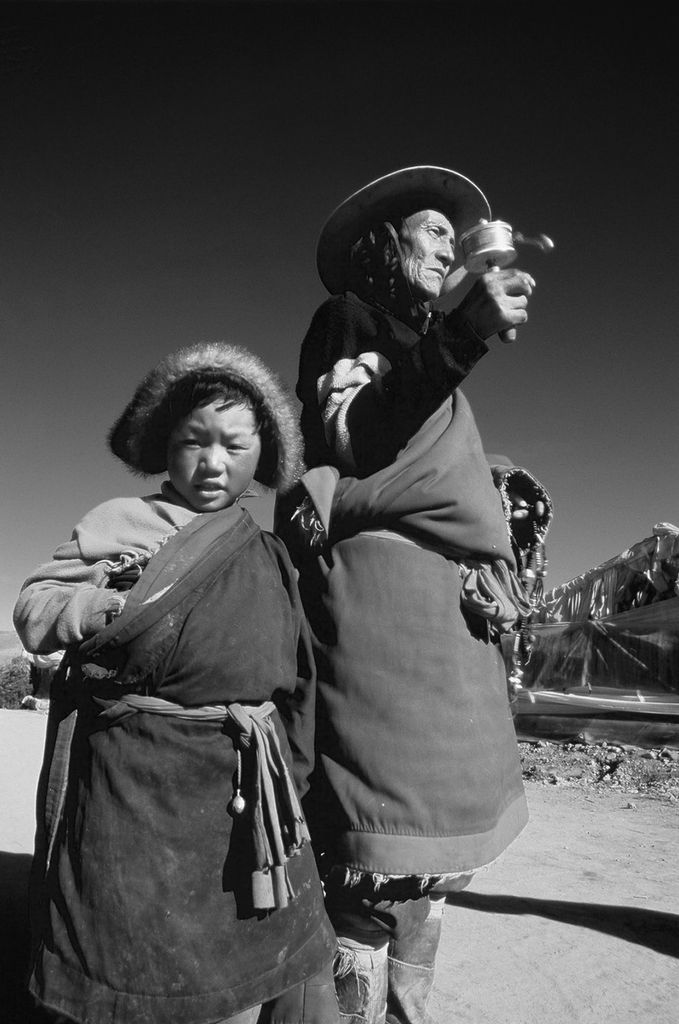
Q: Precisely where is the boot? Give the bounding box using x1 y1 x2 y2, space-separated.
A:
385 896 445 1024
333 938 388 1024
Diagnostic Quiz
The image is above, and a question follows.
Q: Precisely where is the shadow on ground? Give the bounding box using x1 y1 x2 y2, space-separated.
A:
446 889 679 959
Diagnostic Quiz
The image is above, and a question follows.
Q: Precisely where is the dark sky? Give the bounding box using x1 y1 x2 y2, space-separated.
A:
1 0 678 629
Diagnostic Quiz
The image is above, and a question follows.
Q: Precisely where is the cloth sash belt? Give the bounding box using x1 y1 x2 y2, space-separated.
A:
356 528 530 632
458 557 531 630
48 693 310 912
301 455 530 635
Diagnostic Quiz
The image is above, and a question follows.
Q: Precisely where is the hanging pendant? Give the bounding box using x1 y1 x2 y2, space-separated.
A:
229 747 246 814
231 790 246 815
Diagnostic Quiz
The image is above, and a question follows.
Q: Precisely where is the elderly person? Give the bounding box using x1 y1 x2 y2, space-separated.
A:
276 166 551 1024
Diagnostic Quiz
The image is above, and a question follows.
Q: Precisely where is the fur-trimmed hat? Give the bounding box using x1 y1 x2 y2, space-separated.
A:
108 342 304 492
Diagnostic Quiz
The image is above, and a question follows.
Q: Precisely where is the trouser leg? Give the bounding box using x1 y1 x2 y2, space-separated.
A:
385 895 445 1024
333 932 389 1024
257 960 340 1024
327 890 431 1024
384 872 475 1024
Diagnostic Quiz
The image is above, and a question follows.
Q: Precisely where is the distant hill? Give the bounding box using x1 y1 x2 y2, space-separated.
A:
0 629 23 665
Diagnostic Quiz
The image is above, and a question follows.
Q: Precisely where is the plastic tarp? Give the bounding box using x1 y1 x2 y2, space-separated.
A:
522 600 679 697
513 525 679 748
535 523 679 624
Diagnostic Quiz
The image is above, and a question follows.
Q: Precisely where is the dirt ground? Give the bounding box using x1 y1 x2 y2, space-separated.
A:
1 710 677 1023
517 735 679 800
431 740 678 1023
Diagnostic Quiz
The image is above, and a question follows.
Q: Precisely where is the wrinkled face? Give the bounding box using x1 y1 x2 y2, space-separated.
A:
397 209 456 301
167 399 262 512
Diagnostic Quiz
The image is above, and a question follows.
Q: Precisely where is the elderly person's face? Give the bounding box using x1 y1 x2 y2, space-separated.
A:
397 209 455 301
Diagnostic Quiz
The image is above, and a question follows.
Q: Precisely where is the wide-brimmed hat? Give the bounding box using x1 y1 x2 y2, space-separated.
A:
108 342 304 492
316 165 491 295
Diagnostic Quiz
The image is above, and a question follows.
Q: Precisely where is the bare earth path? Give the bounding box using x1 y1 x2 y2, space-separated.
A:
1 710 677 1024
432 786 678 1022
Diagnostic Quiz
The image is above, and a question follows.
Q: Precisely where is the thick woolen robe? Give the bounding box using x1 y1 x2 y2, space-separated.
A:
284 291 529 887
15 496 335 1024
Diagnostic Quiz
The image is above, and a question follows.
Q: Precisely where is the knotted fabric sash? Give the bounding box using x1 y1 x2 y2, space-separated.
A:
91 695 310 911
301 391 530 632
458 557 531 630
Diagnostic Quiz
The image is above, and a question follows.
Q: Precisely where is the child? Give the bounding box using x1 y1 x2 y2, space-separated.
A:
14 342 338 1024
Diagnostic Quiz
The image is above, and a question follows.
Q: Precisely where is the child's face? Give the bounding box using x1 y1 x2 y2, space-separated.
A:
166 399 262 512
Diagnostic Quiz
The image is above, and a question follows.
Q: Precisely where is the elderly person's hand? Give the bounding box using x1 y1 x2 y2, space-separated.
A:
456 267 536 342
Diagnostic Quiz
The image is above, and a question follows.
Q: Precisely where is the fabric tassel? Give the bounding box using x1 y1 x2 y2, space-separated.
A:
227 702 310 911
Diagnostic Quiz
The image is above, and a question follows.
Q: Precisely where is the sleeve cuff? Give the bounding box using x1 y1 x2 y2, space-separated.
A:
435 309 490 377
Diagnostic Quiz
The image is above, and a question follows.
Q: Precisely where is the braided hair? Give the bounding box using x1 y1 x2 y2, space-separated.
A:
347 220 431 325
347 222 408 305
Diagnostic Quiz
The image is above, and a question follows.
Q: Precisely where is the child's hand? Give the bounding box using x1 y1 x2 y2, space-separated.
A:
105 593 128 624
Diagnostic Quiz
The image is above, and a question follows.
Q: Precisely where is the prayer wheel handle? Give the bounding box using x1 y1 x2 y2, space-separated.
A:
458 219 554 344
